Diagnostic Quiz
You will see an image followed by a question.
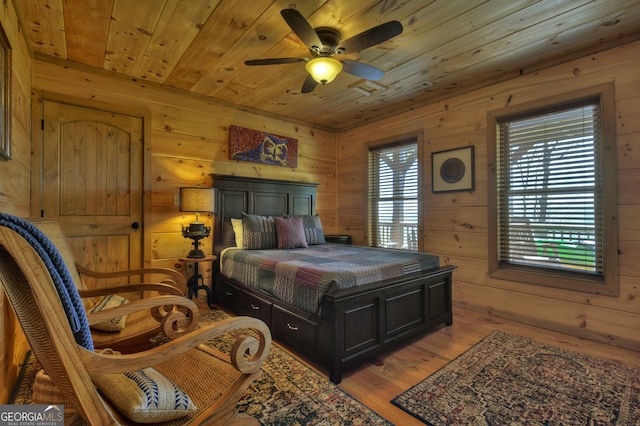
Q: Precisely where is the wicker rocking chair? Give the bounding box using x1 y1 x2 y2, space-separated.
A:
0 216 271 425
30 219 199 353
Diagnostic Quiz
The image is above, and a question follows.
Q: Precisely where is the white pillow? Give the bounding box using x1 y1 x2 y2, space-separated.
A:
231 218 244 248
88 294 129 332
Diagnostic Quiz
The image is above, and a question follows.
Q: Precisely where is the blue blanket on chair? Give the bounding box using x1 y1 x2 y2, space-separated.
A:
0 213 93 350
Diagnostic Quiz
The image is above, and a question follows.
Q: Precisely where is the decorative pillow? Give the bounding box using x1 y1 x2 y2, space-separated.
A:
88 294 129 332
91 367 197 423
242 212 278 249
299 215 326 245
274 217 308 249
231 217 244 248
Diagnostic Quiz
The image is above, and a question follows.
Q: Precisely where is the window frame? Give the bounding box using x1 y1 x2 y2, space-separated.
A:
487 84 618 296
366 133 423 251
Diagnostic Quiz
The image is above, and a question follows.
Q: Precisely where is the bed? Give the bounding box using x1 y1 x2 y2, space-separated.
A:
212 174 455 383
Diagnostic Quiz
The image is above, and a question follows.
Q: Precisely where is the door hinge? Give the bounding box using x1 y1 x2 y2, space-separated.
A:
40 209 44 217
41 119 44 130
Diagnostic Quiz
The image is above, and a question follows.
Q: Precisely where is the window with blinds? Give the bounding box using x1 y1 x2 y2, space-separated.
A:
497 101 603 276
368 140 419 250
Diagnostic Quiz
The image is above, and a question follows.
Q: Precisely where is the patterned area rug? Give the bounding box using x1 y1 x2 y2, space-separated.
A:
392 330 640 425
11 309 390 426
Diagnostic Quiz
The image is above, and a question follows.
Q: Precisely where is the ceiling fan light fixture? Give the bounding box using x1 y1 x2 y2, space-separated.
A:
306 57 343 85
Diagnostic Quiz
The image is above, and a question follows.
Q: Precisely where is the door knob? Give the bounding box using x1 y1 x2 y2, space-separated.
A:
131 222 140 230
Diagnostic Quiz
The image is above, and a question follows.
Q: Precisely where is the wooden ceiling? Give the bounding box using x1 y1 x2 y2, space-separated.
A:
16 0 640 132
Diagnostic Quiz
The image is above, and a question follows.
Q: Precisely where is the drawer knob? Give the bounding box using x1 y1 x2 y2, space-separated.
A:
251 304 260 310
287 323 298 331
225 291 233 296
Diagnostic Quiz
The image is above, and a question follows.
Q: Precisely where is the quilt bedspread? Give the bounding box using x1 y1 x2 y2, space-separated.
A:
220 243 440 315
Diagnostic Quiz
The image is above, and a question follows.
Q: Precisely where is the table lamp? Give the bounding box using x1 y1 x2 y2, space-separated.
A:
180 186 215 258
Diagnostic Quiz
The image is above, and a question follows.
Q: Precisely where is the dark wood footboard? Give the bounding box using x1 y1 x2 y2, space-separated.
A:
216 265 454 383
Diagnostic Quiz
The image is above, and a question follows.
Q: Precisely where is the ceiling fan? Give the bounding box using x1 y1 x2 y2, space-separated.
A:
244 8 403 93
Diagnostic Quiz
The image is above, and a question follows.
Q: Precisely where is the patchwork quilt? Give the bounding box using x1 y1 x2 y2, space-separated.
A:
221 243 440 315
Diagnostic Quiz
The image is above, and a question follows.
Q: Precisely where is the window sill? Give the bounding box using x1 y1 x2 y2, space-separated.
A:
490 264 617 297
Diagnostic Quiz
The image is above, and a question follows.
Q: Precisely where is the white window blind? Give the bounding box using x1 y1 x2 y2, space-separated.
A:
497 101 603 276
368 141 418 250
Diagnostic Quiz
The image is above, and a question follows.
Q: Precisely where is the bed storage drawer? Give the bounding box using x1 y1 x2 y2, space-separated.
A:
237 291 272 324
272 305 317 352
217 280 243 308
217 280 272 324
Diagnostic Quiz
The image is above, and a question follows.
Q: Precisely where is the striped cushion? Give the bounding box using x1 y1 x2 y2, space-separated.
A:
242 213 278 249
299 215 326 245
88 294 129 332
91 367 197 423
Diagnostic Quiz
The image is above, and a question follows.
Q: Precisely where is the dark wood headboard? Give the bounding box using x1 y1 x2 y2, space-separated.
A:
211 174 318 255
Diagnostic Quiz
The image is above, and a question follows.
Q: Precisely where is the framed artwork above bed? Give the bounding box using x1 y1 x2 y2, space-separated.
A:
228 125 298 168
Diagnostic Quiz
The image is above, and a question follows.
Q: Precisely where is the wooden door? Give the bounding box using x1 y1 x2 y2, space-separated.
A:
40 101 144 287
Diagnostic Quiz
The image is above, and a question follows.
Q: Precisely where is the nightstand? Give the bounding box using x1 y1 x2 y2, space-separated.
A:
324 234 352 245
179 255 216 309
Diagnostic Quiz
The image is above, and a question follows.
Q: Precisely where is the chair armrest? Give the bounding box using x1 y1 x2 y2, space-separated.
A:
86 295 199 339
81 316 271 375
76 264 187 287
78 282 185 298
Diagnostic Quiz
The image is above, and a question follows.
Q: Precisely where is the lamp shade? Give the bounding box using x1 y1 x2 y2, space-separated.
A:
180 187 215 214
306 57 343 85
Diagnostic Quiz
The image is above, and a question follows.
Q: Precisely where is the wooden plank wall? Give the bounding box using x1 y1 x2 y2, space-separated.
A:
336 41 640 352
0 0 34 403
31 58 337 286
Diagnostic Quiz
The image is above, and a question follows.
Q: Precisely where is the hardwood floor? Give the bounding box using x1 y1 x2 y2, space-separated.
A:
338 306 640 424
197 297 640 425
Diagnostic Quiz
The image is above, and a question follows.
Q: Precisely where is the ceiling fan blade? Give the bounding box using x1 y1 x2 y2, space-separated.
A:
301 74 318 93
281 9 322 51
338 20 403 53
245 58 308 66
342 60 384 81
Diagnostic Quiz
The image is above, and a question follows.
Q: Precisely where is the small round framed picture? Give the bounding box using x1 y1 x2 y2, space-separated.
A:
431 145 475 193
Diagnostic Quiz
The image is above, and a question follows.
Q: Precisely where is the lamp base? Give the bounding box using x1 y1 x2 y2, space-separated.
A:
182 223 211 259
186 248 206 259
